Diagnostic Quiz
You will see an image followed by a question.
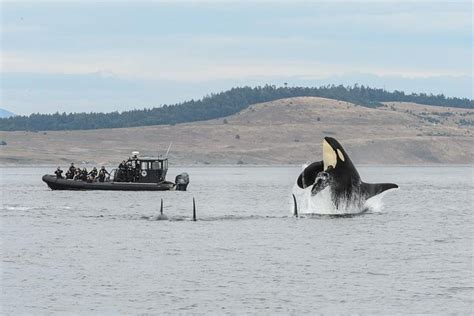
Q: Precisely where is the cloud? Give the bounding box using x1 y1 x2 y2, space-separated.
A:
3 48 469 85
1 0 471 114
270 10 472 34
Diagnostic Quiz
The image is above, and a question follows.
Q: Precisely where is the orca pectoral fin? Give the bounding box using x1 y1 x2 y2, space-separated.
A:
297 161 324 189
362 182 398 199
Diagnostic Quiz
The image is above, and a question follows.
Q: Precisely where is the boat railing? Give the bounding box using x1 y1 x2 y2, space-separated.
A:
109 169 118 182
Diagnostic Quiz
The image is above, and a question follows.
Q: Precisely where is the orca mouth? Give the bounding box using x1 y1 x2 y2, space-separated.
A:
311 171 330 195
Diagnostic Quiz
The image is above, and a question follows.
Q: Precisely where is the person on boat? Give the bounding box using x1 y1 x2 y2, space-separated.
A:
88 167 98 181
117 160 127 182
132 160 140 182
134 166 140 182
98 166 110 182
54 167 63 179
125 161 133 182
73 168 82 180
81 168 88 181
66 163 76 179
131 163 139 182
119 160 127 170
121 161 134 182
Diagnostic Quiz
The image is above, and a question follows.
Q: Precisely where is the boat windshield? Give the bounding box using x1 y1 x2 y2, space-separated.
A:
151 161 162 170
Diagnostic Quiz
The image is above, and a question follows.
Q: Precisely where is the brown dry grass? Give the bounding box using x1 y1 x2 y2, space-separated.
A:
0 97 472 166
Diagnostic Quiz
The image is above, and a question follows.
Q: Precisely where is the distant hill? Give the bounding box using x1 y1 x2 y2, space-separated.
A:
0 97 472 165
0 85 472 131
0 108 16 118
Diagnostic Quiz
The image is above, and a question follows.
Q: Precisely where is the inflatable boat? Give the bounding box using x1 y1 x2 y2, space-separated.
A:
42 152 189 191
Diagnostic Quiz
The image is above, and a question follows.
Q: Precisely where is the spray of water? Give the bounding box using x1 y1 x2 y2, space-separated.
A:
291 163 390 215
363 192 387 213
290 183 386 216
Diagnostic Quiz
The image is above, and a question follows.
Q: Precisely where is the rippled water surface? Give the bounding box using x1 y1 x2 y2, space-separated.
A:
1 166 473 314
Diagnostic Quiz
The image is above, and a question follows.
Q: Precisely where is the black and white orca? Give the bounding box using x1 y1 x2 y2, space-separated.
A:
296 137 398 213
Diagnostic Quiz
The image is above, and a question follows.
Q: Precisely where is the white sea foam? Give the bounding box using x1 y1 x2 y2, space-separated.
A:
363 191 390 213
291 184 338 214
291 184 387 215
4 206 35 211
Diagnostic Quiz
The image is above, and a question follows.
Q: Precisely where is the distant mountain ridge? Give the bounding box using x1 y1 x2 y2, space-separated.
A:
0 108 16 118
0 85 472 131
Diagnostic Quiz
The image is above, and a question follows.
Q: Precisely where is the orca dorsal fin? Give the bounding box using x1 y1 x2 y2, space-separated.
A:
297 161 324 189
361 182 398 199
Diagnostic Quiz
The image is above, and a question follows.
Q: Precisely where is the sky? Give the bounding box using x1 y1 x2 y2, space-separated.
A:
1 0 472 115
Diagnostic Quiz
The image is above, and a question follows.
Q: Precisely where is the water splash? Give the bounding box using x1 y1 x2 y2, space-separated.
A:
291 184 386 216
363 192 387 214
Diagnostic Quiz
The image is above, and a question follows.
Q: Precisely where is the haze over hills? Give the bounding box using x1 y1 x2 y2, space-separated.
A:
0 97 472 165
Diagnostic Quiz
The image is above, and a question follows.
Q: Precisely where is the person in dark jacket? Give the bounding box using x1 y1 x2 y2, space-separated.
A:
54 167 63 179
73 168 82 180
88 167 98 181
98 166 110 182
118 160 127 182
81 168 88 181
66 163 76 179
126 161 133 182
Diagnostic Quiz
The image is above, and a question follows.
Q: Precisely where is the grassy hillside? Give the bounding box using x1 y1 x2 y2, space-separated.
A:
1 85 472 131
1 97 472 166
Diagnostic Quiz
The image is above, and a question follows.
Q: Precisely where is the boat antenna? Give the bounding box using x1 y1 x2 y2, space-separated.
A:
165 142 173 158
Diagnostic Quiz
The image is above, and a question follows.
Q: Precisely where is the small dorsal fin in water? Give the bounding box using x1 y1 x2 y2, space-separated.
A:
361 182 398 199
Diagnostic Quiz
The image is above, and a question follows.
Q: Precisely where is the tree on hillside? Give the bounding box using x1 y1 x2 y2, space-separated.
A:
0 85 471 131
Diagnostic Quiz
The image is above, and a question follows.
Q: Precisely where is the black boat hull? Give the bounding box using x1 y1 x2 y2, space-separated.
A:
42 175 178 191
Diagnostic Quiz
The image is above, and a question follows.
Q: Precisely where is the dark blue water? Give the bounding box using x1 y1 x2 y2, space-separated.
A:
1 166 472 314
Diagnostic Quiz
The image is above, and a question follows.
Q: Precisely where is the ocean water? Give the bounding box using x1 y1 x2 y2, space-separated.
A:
1 166 473 314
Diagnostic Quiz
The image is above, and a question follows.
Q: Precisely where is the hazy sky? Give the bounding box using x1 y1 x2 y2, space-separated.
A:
1 0 472 115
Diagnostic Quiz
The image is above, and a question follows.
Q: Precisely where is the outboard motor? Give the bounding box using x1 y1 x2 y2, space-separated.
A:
175 173 189 191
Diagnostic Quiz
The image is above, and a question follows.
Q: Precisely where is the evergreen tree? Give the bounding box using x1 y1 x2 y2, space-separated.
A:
0 85 471 131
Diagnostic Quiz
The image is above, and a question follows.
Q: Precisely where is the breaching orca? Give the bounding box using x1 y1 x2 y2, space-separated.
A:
296 137 398 213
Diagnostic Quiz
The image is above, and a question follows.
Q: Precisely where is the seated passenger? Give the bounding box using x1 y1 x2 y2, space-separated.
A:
54 167 63 179
81 168 88 181
98 166 110 183
73 168 82 180
89 167 98 181
67 163 76 179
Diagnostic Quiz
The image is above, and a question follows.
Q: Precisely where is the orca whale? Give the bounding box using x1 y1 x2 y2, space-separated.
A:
296 137 398 213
